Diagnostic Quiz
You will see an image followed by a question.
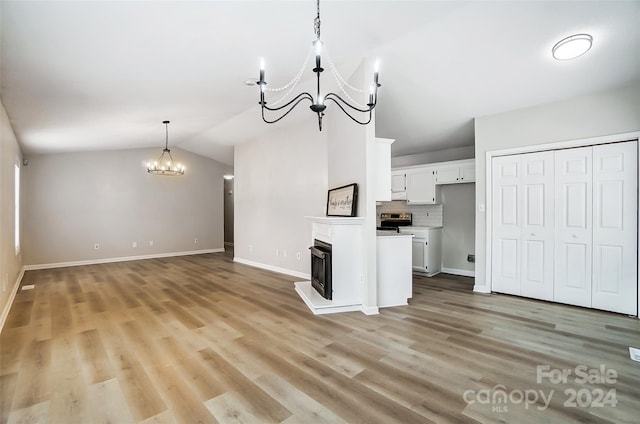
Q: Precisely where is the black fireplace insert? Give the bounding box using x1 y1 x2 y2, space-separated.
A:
309 239 332 300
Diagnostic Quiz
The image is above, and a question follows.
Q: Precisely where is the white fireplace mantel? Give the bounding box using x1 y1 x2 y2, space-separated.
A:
294 216 365 314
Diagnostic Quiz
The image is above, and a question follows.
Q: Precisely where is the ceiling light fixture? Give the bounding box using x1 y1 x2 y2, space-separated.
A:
146 120 185 176
256 0 381 131
552 33 593 60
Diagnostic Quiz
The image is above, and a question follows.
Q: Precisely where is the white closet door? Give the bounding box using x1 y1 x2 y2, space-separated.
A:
554 147 593 308
491 155 521 295
521 151 555 301
592 141 638 315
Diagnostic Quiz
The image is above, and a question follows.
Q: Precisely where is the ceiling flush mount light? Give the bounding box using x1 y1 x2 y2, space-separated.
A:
552 34 593 60
257 0 381 131
146 121 185 176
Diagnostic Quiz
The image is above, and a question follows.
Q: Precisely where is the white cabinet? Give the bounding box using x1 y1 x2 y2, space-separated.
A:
390 170 406 200
399 227 442 276
406 166 438 204
435 159 475 184
377 233 413 307
491 141 638 315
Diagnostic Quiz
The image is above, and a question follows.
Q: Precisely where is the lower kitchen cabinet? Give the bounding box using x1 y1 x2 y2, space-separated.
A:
399 227 442 276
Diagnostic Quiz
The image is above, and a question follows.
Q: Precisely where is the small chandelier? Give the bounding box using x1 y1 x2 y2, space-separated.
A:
257 0 381 131
146 120 185 176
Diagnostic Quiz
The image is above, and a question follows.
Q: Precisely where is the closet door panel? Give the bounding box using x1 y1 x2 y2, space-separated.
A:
491 155 521 295
521 151 554 301
592 141 638 315
554 147 592 308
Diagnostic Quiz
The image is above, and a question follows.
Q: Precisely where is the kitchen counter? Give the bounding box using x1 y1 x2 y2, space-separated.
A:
376 231 414 238
402 225 442 230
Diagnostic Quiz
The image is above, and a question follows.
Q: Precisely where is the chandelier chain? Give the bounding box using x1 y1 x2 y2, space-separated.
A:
265 48 312 106
314 0 321 39
324 49 368 93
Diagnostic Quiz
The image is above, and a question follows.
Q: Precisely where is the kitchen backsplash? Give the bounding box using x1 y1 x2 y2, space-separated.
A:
376 201 443 227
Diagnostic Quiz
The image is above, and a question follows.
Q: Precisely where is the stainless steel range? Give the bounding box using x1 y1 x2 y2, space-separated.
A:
378 212 412 232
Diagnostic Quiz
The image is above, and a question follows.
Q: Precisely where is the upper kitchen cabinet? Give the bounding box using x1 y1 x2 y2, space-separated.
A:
406 166 438 204
435 159 475 184
391 170 407 200
375 138 395 201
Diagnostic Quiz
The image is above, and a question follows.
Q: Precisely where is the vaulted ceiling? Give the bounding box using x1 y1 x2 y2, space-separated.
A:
2 1 639 166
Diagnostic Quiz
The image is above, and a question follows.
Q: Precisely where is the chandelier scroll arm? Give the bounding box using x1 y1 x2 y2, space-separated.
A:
261 92 314 112
324 96 373 126
261 93 314 124
324 92 377 113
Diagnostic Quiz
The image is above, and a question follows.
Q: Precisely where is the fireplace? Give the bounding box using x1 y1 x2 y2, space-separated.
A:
309 239 332 300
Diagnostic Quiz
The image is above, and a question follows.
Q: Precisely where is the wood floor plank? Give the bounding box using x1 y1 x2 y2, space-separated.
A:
76 329 114 385
1 250 639 423
148 364 217 424
87 378 136 424
198 347 292 423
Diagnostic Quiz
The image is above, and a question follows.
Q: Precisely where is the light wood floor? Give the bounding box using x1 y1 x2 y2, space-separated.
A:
1 251 639 423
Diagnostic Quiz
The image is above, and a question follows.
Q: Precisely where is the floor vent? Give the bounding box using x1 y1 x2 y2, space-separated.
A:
21 284 35 291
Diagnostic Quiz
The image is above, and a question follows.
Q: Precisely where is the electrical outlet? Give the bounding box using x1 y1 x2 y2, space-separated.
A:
194 237 198 244
276 248 279 256
132 241 137 248
283 250 287 257
296 252 301 260
149 240 154 247
94 243 100 250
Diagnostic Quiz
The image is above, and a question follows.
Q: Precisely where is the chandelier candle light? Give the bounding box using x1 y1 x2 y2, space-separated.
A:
257 0 381 131
146 120 185 176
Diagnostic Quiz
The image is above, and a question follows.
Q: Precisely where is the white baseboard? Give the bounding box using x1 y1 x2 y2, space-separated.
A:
233 257 310 280
473 284 491 294
361 305 380 315
442 267 475 278
23 248 225 271
0 268 25 334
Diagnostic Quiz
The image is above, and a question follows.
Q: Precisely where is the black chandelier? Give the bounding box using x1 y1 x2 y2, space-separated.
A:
146 121 185 176
257 0 381 131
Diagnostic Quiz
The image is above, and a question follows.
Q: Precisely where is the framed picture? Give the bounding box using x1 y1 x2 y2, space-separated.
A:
326 183 358 217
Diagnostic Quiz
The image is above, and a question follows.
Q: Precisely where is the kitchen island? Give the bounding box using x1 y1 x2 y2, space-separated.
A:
376 231 413 307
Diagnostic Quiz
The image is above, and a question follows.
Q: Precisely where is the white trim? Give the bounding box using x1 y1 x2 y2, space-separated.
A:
0 268 25 334
23 248 225 271
361 305 380 315
305 216 365 225
483 131 640 317
473 285 491 294
294 281 363 315
442 267 475 278
233 257 311 280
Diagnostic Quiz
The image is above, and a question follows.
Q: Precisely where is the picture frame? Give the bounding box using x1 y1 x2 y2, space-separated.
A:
326 183 358 217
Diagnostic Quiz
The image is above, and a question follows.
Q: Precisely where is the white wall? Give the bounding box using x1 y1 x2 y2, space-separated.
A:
22 147 229 266
0 101 23 328
474 79 640 291
326 61 379 311
234 120 327 276
440 183 475 274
